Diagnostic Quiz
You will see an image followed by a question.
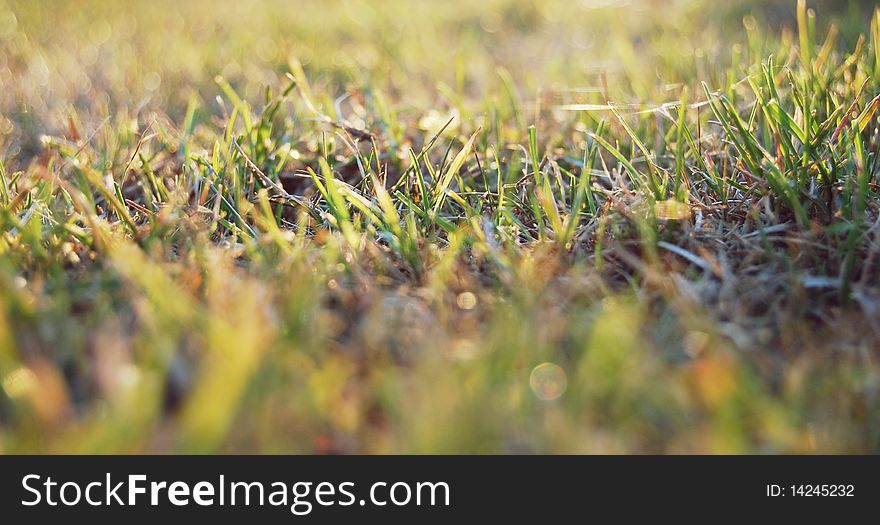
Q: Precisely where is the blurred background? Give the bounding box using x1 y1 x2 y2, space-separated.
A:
1 0 871 165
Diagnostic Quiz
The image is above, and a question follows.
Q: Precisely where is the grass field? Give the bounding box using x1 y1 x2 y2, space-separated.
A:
0 0 879 453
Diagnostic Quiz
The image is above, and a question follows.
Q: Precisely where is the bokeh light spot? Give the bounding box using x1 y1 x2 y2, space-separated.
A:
2 367 37 400
456 292 477 310
529 362 567 401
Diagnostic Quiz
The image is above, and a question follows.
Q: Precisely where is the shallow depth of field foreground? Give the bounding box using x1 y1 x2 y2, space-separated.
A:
1 0 879 453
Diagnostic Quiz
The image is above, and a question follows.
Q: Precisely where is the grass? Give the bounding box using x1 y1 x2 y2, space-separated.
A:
0 0 878 453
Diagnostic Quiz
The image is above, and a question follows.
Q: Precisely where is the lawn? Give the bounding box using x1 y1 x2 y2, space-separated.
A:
0 0 878 453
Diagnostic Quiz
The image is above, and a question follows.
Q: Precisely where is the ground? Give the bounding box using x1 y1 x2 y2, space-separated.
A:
0 0 879 453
